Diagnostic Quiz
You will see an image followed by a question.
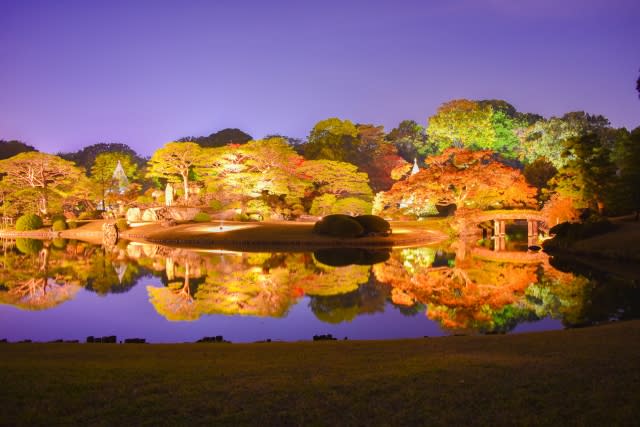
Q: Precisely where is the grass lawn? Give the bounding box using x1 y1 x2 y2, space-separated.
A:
1 321 639 426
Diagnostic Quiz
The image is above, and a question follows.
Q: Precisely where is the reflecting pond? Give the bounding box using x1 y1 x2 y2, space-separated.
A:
1 232 638 343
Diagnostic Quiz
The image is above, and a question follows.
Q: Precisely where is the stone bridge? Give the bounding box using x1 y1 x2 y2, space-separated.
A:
466 209 549 250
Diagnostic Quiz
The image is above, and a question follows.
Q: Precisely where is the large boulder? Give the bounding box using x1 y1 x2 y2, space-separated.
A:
126 207 142 223
141 209 158 222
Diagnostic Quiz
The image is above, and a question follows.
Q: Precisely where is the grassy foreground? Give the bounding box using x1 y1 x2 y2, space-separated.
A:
1 321 639 426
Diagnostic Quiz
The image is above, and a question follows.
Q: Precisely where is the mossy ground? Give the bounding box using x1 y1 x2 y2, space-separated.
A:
1 321 639 426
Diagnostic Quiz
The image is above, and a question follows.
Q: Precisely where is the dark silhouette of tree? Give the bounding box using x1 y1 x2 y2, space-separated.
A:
59 143 146 172
637 69 640 98
0 140 36 160
180 128 253 148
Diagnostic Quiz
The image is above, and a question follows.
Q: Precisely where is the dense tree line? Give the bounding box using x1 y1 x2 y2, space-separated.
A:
1 96 639 221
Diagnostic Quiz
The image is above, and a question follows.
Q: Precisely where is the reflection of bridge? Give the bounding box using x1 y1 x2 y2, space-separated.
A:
470 247 547 263
469 210 548 250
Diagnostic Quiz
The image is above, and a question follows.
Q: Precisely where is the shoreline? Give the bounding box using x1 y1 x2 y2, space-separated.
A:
2 219 451 250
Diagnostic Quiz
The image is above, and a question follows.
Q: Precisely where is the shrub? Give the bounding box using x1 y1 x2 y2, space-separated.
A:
52 219 68 231
67 220 78 229
193 212 211 222
353 215 391 235
209 200 223 211
52 238 68 249
50 214 66 223
16 238 43 254
15 214 43 231
78 211 99 220
115 218 129 231
234 213 250 222
313 214 364 238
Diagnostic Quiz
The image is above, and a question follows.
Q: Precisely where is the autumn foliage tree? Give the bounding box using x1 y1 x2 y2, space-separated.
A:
0 152 88 216
374 149 537 219
146 142 202 204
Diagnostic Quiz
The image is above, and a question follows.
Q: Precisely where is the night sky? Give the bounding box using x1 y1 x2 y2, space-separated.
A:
1 0 639 156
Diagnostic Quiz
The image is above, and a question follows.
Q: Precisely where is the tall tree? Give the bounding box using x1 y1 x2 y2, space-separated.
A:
0 152 86 215
519 112 611 168
426 99 495 153
553 128 619 213
146 142 203 204
385 119 429 162
90 152 138 209
303 118 359 161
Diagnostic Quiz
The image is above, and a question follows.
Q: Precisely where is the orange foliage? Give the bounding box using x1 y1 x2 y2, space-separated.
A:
375 149 537 218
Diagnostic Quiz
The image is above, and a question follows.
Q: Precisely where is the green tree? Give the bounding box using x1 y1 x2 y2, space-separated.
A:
426 99 496 153
91 152 138 209
298 159 373 199
519 112 610 168
554 129 618 213
303 118 359 161
385 119 429 161
147 142 203 204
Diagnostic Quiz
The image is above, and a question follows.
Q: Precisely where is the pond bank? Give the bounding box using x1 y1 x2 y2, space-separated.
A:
544 218 640 262
1 320 638 425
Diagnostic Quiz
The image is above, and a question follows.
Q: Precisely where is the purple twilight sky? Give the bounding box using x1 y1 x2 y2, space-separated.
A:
1 0 639 156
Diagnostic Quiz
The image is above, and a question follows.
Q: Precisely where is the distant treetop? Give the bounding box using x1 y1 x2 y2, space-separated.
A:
59 142 146 171
0 140 36 160
180 128 253 148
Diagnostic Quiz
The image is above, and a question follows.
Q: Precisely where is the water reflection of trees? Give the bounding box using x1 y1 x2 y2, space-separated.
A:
144 248 376 321
372 243 615 334
0 239 147 310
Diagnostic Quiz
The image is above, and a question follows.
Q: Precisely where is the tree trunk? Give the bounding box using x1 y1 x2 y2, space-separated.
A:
182 174 189 204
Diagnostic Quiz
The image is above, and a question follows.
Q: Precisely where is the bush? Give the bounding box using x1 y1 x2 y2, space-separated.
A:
78 211 99 220
52 219 68 231
209 200 223 211
52 238 68 249
353 215 391 235
234 213 250 222
15 214 43 231
193 212 211 222
67 220 78 229
313 214 364 238
15 238 43 254
115 218 129 231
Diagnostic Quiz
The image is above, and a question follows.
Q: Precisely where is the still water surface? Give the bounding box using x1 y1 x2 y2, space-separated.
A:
0 233 637 343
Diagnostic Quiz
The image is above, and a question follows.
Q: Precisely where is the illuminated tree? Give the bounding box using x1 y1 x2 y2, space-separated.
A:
304 118 359 161
375 149 537 219
426 99 495 153
554 129 619 213
146 142 203 204
91 152 138 209
0 152 87 215
198 137 309 216
519 112 611 168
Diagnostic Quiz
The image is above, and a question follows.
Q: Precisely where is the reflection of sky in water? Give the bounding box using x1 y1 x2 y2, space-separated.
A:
0 274 447 343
